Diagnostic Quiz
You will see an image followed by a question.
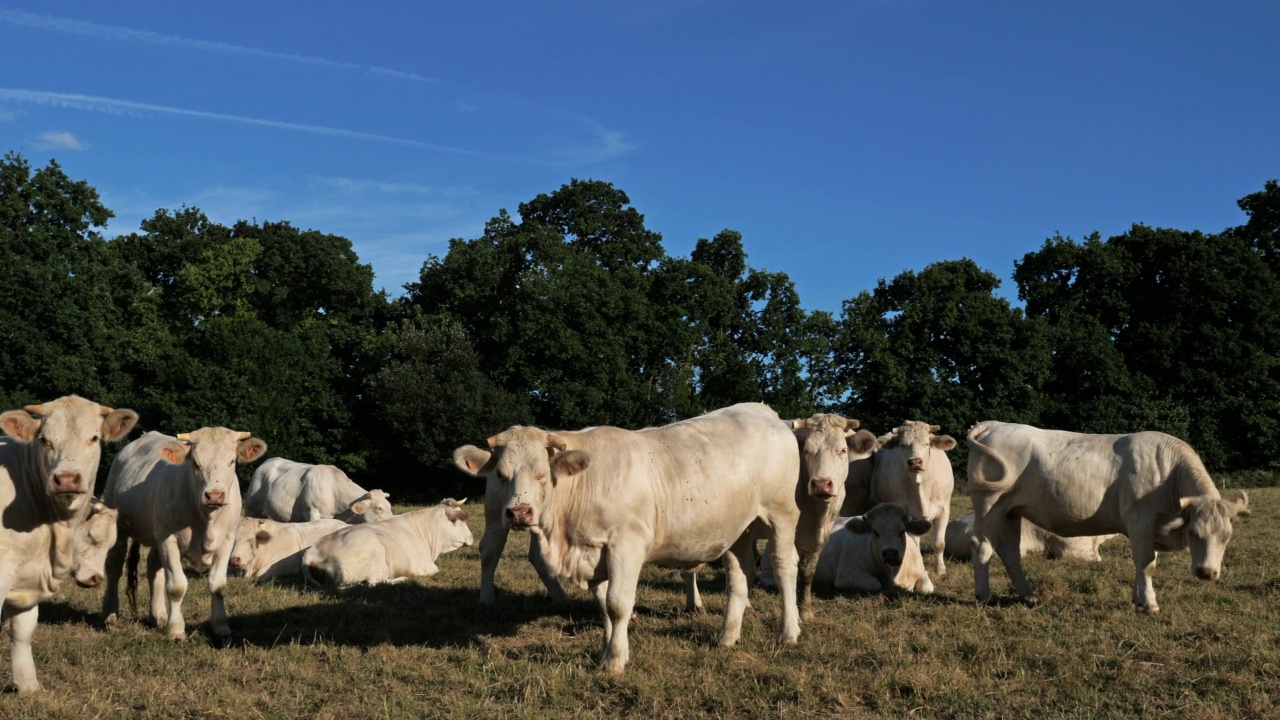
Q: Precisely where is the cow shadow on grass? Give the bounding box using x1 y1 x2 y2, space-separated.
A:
228 582 599 652
34 600 103 629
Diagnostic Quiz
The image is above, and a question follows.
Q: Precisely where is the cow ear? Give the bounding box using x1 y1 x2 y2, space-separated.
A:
931 434 957 452
551 449 590 478
99 408 139 442
848 429 878 455
351 502 367 515
906 519 933 536
453 446 493 477
1232 491 1250 518
158 440 191 465
237 438 268 463
0 409 40 442
255 529 273 543
846 516 872 535
446 506 468 522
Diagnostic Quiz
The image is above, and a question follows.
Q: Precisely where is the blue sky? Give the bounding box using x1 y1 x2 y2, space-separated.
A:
2 1 1277 314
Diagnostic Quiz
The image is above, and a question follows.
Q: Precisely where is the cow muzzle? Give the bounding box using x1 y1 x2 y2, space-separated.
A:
202 489 226 507
808 476 837 498
907 458 925 473
52 471 86 494
506 504 534 529
76 573 103 589
881 549 903 567
1194 566 1220 581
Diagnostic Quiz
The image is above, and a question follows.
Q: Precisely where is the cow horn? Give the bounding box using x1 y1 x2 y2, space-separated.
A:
449 498 465 508
236 431 252 440
1178 496 1196 509
929 424 941 433
22 404 47 417
546 434 567 452
176 433 191 442
486 435 500 449
891 426 900 435
846 418 861 430
791 419 806 430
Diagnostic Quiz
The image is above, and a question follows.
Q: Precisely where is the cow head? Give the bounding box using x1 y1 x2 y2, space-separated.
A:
440 498 476 550
881 420 956 478
72 499 119 588
0 396 138 518
453 427 588 531
845 503 932 568
349 489 393 523
154 428 267 512
229 517 268 572
1160 492 1249 581
792 414 877 500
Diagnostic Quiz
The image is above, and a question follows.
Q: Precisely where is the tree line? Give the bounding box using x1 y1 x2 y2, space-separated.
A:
2 151 1277 499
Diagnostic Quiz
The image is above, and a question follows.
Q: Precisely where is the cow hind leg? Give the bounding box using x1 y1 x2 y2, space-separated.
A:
933 505 950 577
991 514 1034 604
8 605 41 695
971 498 1001 603
102 532 129 625
797 546 820 622
768 521 802 645
718 535 755 647
683 570 704 613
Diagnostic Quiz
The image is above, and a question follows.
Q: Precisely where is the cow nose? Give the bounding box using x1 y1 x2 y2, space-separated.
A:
907 457 925 472
53 471 85 493
882 549 902 566
203 489 226 506
230 556 243 568
78 573 103 588
808 477 836 498
1195 566 1219 581
506 504 534 528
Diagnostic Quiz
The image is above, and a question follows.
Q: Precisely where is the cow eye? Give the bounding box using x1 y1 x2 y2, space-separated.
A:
228 458 236 467
38 435 52 448
89 434 100 445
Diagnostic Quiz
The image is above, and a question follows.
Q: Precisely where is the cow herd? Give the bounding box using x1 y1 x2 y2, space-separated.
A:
0 395 1250 692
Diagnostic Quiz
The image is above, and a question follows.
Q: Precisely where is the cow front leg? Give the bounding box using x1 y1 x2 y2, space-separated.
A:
718 536 755 647
156 535 189 640
206 535 233 638
589 578 612 649
1130 531 1160 613
477 523 507 607
7 604 41 695
102 532 129 625
528 532 569 606
933 504 951 577
598 545 642 674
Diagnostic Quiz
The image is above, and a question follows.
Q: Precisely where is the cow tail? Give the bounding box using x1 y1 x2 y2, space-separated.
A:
965 423 1017 493
125 539 141 615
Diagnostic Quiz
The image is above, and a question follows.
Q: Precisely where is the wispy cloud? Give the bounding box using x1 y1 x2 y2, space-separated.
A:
0 9 436 84
36 130 86 150
0 88 503 159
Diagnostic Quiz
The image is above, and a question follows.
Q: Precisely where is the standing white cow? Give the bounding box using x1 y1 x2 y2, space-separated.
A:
871 421 956 576
229 517 348 581
453 403 803 675
814 505 934 594
102 428 267 640
0 396 138 694
967 421 1248 612
301 499 473 589
245 458 391 523
944 513 1117 562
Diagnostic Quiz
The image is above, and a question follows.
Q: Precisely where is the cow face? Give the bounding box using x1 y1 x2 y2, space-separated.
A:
1162 492 1249 581
453 427 588 530
156 428 267 511
441 500 476 551
793 414 877 500
0 396 138 518
846 503 932 568
349 489 393 523
72 499 119 588
229 517 266 572
881 420 956 477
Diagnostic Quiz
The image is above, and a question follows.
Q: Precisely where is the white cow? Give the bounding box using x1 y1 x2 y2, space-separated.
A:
967 421 1248 612
102 428 267 640
814 505 934 594
944 513 1117 562
454 402 802 675
245 457 391 523
0 396 138 694
229 517 348 581
871 421 957 576
301 499 473 589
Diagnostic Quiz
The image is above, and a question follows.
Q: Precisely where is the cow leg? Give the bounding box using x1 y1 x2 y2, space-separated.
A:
528 532 569 606
683 570 704 613
102 531 129 625
971 499 999 603
768 521 802 645
1129 527 1160 613
477 523 507 607
598 544 642 675
155 535 189 640
991 514 1034 604
718 535 755 647
589 578 612 649
7 604 41 695
206 536 233 638
797 545 820 621
146 546 166 627
933 504 951 577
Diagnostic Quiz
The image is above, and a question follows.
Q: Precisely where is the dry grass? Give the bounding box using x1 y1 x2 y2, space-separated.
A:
4 490 1280 719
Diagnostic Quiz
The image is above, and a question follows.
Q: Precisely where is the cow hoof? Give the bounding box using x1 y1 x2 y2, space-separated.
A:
104 613 118 626
1023 596 1039 608
168 631 187 642
15 682 43 696
1136 605 1160 615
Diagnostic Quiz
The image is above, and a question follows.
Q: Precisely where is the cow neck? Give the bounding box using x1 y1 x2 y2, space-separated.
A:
1170 448 1220 501
402 507 444 553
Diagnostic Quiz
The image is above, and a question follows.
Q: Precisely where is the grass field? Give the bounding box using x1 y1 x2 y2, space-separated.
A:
2 487 1278 719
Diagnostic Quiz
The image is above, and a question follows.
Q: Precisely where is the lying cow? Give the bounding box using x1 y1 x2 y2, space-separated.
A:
0 396 138 694
871 421 957 577
230 517 348 581
944 513 1117 562
454 402 803 675
967 421 1248 612
814 505 934 594
246 457 391 523
301 499 473 589
103 428 267 640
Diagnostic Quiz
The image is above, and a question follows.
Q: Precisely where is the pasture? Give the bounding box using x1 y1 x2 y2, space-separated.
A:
5 487 1280 719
